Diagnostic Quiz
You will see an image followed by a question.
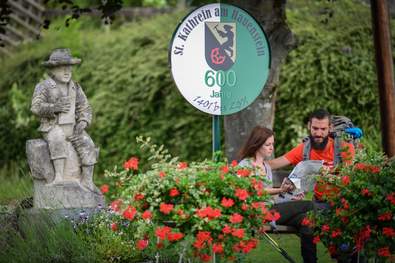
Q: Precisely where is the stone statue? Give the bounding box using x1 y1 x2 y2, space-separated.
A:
26 48 103 209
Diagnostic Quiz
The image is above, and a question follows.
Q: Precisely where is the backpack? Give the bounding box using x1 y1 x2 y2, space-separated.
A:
302 116 357 166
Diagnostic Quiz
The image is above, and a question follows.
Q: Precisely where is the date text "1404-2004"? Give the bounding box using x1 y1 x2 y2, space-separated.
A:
193 95 248 113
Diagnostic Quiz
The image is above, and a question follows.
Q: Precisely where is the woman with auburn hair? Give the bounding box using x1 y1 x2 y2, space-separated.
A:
238 126 317 263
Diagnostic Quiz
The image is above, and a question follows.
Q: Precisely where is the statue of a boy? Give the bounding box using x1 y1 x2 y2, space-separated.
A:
31 48 97 190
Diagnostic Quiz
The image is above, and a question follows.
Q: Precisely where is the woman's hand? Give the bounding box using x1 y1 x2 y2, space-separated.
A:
291 192 305 200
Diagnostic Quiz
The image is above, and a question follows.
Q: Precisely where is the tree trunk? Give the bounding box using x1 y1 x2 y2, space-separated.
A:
223 0 296 161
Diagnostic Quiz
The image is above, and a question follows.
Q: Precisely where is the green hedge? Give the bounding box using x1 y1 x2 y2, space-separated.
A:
0 0 390 177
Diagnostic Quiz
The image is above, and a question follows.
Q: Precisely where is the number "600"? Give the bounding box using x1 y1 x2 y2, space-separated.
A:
204 70 236 87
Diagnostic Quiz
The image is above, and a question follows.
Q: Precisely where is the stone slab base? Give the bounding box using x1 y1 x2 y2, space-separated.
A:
33 180 105 209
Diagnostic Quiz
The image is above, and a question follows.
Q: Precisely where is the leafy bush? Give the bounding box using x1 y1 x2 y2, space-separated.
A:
312 149 395 261
97 137 275 261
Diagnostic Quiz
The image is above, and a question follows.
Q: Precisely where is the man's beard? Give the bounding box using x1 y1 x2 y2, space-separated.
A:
309 135 329 150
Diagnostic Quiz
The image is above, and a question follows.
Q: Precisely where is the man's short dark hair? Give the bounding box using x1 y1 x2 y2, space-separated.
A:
309 109 331 123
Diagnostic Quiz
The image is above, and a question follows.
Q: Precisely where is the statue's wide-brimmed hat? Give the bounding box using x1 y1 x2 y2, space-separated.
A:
42 48 81 67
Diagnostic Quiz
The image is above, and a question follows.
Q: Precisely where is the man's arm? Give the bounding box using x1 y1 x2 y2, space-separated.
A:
268 156 291 170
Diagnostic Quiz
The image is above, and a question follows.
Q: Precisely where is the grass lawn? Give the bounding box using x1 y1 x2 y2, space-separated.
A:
246 234 333 263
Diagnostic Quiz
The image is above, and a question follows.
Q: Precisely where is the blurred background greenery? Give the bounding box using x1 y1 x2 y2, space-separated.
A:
0 0 390 195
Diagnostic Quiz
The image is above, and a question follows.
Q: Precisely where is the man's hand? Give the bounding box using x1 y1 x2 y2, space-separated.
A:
291 192 305 200
74 121 87 135
280 178 295 193
53 97 71 113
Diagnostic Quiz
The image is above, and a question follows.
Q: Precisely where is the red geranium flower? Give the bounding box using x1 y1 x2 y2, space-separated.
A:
142 210 152 220
123 157 139 170
341 175 350 186
378 247 391 257
301 217 311 226
159 171 166 178
136 239 149 250
382 227 395 237
167 232 184 242
378 212 392 221
235 188 249 201
196 206 221 220
220 165 229 174
331 229 342 238
231 160 238 167
123 205 137 220
322 224 330 232
386 193 395 205
169 188 180 197
361 188 371 197
155 226 172 240
111 222 117 231
178 162 188 169
313 236 320 244
230 213 243 224
221 197 234 208
100 184 109 194
110 199 122 212
222 225 232 234
213 243 224 254
134 193 145 201
199 254 212 262
231 228 245 239
159 203 174 214
237 169 251 177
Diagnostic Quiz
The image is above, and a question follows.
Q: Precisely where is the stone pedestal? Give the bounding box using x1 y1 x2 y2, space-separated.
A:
26 139 104 209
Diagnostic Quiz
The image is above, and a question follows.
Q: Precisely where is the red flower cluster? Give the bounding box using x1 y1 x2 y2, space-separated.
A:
387 192 395 205
301 217 312 226
331 229 342 238
264 210 281 222
142 210 152 220
212 243 224 254
110 199 122 212
178 162 188 169
382 227 395 237
229 213 243 224
231 228 245 238
378 246 391 257
231 160 238 167
220 165 229 174
354 225 371 251
354 163 381 174
341 175 350 186
234 188 249 201
159 203 174 214
193 231 213 250
123 205 137 220
169 188 180 197
159 171 166 178
236 169 251 177
123 157 139 171
134 193 145 201
155 226 172 240
111 222 118 231
100 184 109 194
221 197 234 208
361 188 371 197
196 206 222 220
232 239 258 253
136 239 149 250
378 212 392 221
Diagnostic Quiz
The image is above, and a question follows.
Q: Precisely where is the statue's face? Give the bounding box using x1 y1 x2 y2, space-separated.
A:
50 65 72 83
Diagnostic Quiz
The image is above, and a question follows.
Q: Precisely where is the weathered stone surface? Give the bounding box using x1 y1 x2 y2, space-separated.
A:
33 179 104 209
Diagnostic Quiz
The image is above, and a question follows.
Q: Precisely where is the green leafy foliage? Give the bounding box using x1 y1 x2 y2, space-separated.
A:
275 0 386 154
312 148 395 260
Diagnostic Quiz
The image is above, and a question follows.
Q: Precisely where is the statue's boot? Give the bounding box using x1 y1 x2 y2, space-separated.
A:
47 158 65 185
80 165 100 194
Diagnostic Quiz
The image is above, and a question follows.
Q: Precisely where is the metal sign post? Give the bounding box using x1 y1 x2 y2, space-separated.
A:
169 3 271 161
